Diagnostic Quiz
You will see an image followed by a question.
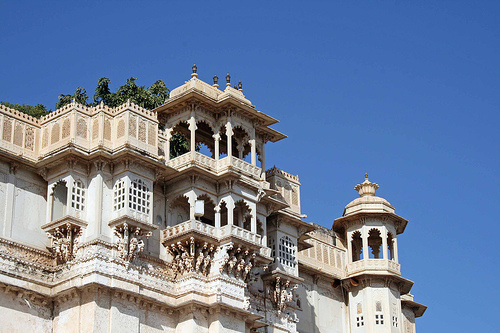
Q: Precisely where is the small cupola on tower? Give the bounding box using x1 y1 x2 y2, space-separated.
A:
334 175 408 277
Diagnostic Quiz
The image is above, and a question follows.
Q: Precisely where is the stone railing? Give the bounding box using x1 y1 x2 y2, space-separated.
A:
219 224 262 245
346 259 401 276
162 220 262 247
162 219 217 241
166 153 261 179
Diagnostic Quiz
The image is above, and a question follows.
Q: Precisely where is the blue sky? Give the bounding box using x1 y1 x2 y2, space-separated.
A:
1 1 499 331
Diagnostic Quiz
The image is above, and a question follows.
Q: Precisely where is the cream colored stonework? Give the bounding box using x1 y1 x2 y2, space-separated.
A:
0 73 425 332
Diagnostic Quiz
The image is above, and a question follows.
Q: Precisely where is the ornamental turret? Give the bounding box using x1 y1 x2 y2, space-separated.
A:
333 175 426 333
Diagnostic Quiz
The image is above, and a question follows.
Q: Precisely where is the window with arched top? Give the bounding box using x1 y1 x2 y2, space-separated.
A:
279 236 296 268
375 301 384 325
356 303 364 327
51 181 67 221
269 237 276 258
129 179 150 214
351 231 363 262
71 180 85 211
113 179 126 211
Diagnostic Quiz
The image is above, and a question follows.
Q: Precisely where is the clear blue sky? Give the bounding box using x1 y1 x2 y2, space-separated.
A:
1 1 499 331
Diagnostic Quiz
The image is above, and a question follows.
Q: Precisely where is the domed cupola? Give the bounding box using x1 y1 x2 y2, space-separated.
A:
343 174 396 217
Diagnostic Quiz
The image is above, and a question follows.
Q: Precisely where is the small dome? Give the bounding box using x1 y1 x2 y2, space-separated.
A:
343 175 395 216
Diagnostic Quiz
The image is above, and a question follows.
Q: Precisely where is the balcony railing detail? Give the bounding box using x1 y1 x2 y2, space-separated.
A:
162 220 262 247
167 153 261 179
346 259 401 276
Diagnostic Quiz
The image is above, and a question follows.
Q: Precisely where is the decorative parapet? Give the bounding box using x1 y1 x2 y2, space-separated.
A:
41 215 87 264
219 224 262 245
346 259 401 276
266 166 299 183
0 101 161 163
297 244 345 279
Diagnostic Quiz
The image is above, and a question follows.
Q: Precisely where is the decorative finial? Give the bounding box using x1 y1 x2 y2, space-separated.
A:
238 80 242 91
234 83 238 89
191 64 198 78
213 74 219 88
354 175 379 197
226 73 231 87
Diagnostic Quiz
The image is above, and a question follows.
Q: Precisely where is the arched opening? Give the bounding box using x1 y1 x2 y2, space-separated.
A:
218 125 228 159
387 232 395 261
170 121 190 158
242 142 252 163
195 121 215 158
257 219 264 238
197 194 216 226
170 195 190 225
219 201 228 226
232 126 249 159
351 231 362 262
52 181 68 220
368 228 382 259
234 200 252 230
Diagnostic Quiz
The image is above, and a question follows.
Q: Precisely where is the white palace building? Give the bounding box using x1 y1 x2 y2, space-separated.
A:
0 68 426 332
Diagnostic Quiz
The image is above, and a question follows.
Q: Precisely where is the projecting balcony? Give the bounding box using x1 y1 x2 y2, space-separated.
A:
161 219 270 257
346 258 401 276
165 152 262 180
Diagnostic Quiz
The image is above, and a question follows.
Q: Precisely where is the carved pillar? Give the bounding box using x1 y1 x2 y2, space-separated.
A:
166 128 172 161
393 237 399 263
250 139 256 166
260 141 266 179
226 196 234 226
362 227 369 260
347 231 353 264
94 161 105 237
226 120 233 160
382 228 388 260
189 112 196 157
250 202 257 233
213 132 220 161
215 205 221 228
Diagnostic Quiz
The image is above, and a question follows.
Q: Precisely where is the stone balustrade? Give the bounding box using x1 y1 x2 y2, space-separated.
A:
162 220 262 247
166 153 261 179
346 258 401 276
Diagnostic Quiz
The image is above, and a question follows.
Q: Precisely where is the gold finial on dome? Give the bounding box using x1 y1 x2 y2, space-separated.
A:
354 174 379 197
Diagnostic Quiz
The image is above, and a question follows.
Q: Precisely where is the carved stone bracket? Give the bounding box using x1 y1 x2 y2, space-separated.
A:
165 237 217 277
42 216 87 264
220 244 256 282
109 217 157 263
268 276 297 313
113 223 152 262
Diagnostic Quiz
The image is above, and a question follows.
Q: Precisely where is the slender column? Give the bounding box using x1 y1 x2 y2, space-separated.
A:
188 190 196 220
260 141 266 179
165 129 172 161
347 231 353 263
189 113 197 158
226 121 233 160
361 227 369 260
94 161 105 237
250 139 256 166
2 168 16 237
382 228 388 260
213 133 220 161
226 196 234 226
261 217 267 246
250 206 257 233
393 237 399 263
214 206 221 228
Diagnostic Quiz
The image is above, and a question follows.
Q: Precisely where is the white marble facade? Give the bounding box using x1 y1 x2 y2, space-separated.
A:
0 69 426 332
